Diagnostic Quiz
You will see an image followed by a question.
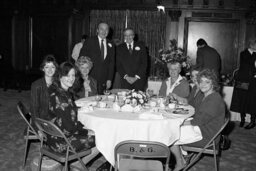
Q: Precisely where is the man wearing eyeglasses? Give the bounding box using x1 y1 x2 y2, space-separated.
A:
116 28 148 91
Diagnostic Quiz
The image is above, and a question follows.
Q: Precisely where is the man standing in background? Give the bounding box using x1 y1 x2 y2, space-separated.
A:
116 28 148 91
195 38 221 78
79 23 115 94
71 34 87 61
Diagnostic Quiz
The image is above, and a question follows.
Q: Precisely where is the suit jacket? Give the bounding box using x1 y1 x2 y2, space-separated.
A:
116 41 148 79
30 77 54 128
196 45 221 77
79 36 115 85
158 77 190 98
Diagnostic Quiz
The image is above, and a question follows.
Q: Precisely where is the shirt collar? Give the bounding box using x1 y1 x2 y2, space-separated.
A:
98 36 106 42
248 48 256 54
126 41 134 48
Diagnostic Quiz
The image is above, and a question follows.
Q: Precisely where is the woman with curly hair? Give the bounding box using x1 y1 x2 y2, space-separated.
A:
74 56 98 99
169 69 225 171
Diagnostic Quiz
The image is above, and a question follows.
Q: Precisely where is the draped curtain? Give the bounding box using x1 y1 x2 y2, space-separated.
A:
89 10 127 43
89 10 167 77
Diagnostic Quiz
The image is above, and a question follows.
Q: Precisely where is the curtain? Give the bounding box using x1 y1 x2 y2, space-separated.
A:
89 10 126 44
89 10 167 77
127 10 166 77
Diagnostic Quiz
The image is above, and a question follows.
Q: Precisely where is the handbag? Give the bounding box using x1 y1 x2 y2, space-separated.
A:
234 81 249 90
220 135 231 150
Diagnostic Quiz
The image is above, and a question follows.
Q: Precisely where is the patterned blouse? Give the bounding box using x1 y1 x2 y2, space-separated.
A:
46 85 95 153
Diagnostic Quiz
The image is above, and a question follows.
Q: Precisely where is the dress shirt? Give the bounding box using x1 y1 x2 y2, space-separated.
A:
71 42 83 61
98 36 107 59
126 42 134 50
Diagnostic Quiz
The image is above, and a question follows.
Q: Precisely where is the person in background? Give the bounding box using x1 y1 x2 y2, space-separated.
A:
158 61 190 98
231 37 256 129
47 61 98 170
79 22 115 94
195 38 221 78
75 56 97 99
71 35 87 62
170 69 225 171
30 54 58 128
116 28 148 91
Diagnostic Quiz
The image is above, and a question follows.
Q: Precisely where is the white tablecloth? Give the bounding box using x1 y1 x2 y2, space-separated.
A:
77 98 200 165
147 81 248 122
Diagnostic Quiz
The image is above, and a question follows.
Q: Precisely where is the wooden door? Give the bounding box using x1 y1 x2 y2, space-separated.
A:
184 18 239 74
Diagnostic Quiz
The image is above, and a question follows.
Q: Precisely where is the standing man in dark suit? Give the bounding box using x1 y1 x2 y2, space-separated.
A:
116 28 148 91
79 23 115 94
195 38 221 78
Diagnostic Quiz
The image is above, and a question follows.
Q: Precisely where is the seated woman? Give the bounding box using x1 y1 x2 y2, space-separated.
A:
171 68 204 107
74 56 97 99
159 61 190 98
30 54 58 128
170 69 226 171
47 62 98 169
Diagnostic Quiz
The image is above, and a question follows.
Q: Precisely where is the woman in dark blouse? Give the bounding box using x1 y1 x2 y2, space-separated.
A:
170 69 225 171
30 54 58 128
74 56 98 99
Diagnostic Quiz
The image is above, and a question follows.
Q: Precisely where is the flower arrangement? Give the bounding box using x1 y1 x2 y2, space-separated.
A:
159 39 191 68
123 89 148 106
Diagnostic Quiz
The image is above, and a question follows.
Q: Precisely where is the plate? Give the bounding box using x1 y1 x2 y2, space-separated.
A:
173 108 189 114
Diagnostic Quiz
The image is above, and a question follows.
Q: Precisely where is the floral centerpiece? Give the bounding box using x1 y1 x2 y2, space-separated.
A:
123 89 148 107
158 39 191 78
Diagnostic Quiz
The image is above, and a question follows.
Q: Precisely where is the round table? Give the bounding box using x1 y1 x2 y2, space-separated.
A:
77 96 200 165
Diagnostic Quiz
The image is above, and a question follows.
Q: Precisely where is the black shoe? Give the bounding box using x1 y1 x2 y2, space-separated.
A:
244 122 256 129
239 120 245 127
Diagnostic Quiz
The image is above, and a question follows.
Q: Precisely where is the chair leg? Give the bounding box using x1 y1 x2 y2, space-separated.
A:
214 152 218 171
23 138 29 168
37 154 43 171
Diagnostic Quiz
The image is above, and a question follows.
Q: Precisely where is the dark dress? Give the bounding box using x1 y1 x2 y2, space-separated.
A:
187 86 204 109
230 49 256 115
30 78 54 128
74 76 98 100
188 92 225 147
47 85 95 153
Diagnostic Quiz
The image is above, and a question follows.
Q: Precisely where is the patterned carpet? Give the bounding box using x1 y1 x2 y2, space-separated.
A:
0 89 256 171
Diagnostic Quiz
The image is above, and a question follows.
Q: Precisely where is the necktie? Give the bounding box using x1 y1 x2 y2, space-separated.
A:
100 39 105 60
128 44 132 54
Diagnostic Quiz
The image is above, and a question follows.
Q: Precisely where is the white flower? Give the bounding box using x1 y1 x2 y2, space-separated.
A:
132 99 137 105
139 99 144 104
135 46 140 51
108 43 112 47
132 92 137 97
137 94 142 99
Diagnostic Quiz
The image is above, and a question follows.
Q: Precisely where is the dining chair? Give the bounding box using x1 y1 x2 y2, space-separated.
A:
17 101 40 168
114 140 170 171
35 118 92 171
182 118 230 171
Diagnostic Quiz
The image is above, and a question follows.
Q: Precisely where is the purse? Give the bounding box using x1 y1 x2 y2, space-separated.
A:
234 81 249 90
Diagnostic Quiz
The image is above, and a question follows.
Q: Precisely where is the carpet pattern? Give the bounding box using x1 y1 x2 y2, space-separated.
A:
0 89 256 171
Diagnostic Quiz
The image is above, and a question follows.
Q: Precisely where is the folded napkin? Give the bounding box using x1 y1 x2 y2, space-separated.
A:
175 125 202 145
78 106 94 113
